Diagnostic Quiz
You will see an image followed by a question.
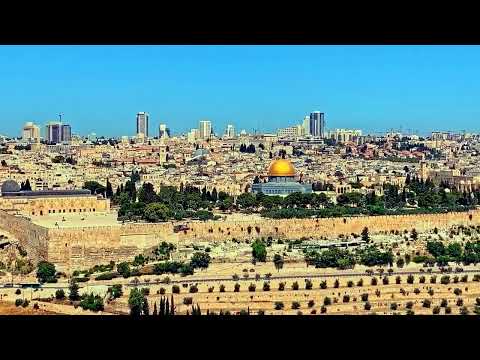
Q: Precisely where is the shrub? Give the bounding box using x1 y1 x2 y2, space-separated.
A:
189 285 198 293
79 293 104 312
33 303 39 310
375 289 381 297
55 289 65 300
405 301 414 309
440 275 450 285
390 302 398 310
440 299 448 307
342 295 350 303
460 306 469 315
371 277 378 286
232 274 239 281
419 276 426 283
305 279 313 290
234 283 240 292
414 288 420 295
428 288 435 296
422 299 431 308
382 276 389 285
361 293 369 302
474 274 480 282
347 280 354 288
407 275 414 284
430 276 437 284
320 305 327 314
461 275 468 282
308 300 315 308
334 279 340 288
219 284 225 292
456 298 464 306
395 276 401 284
320 280 327 289
291 281 299 291
406 309 415 315
445 306 452 314
208 286 214 293
278 282 285 291
22 299 29 308
453 276 459 283
324 297 332 306
172 285 180 294
15 299 23 307
357 278 363 287
15 289 21 295
183 297 193 305
263 282 270 291
291 301 301 309
364 302 371 310
274 302 284 310
310 309 317 314
453 288 462 296
248 283 256 292
95 272 117 281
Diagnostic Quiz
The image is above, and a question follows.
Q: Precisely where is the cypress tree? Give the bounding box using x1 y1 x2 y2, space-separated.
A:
106 179 114 198
212 188 218 202
153 302 158 315
170 295 175 315
165 298 170 316
159 297 165 316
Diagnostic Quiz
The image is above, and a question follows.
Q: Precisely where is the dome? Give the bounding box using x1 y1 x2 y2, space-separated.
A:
1 180 21 193
268 159 296 177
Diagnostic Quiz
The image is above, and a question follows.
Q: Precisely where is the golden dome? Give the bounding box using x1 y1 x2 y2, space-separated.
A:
268 159 296 177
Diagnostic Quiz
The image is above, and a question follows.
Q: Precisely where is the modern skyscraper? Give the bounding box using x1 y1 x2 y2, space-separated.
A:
303 116 310 136
45 122 72 144
309 111 325 138
159 124 170 139
225 124 235 138
136 112 149 138
22 122 40 142
199 120 212 140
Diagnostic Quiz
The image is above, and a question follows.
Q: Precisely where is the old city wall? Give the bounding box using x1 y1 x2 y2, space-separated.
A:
178 210 480 242
3 209 480 273
0 210 49 263
46 222 175 272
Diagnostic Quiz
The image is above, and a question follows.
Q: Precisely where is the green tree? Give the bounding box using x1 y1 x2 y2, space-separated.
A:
143 203 171 222
273 254 284 272
361 227 370 243
105 179 114 198
36 261 56 283
68 279 80 301
117 262 131 278
128 288 146 316
252 239 267 262
190 252 211 270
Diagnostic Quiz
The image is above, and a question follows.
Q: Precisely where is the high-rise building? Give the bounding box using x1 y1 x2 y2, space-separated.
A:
159 124 170 139
45 122 72 144
136 112 149 138
62 124 72 143
225 124 236 138
187 128 199 143
22 122 40 142
199 120 212 140
309 111 325 138
303 116 310 136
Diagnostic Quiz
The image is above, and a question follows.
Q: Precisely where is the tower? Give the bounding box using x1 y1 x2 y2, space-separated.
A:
136 112 149 138
309 111 325 138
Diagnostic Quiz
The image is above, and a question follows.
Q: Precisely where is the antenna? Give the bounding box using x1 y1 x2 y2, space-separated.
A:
59 113 63 123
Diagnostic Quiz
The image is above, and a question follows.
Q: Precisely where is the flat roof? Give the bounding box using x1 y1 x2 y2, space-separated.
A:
1 189 93 198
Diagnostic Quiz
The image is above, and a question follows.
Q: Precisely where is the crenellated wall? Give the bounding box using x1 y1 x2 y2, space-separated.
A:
2 209 480 273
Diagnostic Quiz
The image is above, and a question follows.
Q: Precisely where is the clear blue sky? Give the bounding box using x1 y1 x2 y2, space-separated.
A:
1 45 480 138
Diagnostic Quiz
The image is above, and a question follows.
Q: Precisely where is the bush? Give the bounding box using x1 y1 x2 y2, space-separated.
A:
461 275 468 282
291 281 299 291
364 302 371 311
430 276 437 284
308 300 315 308
407 275 414 284
95 272 117 281
274 301 284 310
15 299 23 307
357 279 363 287
343 295 350 303
22 299 29 308
440 275 450 285
382 276 389 285
419 276 426 283
183 297 193 305
320 305 327 314
395 276 401 284
79 293 104 312
320 280 327 289
390 302 398 310
423 299 431 308
456 298 464 306
291 301 301 309
371 277 378 286
219 284 225 292
305 279 313 290
440 299 448 307
234 283 240 292
361 293 369 302
208 286 214 293
189 285 198 293
445 306 452 314
324 297 332 306
278 282 285 291
405 301 414 309
453 288 462 296
474 274 480 282
460 306 469 315
310 309 317 314
15 289 21 295
263 282 270 291
232 274 240 281
428 289 434 296
55 289 65 300
453 276 459 283
172 285 180 294
33 303 39 310
248 283 256 292
347 280 354 288
414 288 420 295
406 309 415 315
334 279 340 288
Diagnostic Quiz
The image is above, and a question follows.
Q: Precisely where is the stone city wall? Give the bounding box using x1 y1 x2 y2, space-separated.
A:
0 210 49 263
3 209 480 273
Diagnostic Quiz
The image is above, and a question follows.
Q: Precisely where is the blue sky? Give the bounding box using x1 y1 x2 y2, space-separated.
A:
0 45 480 137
